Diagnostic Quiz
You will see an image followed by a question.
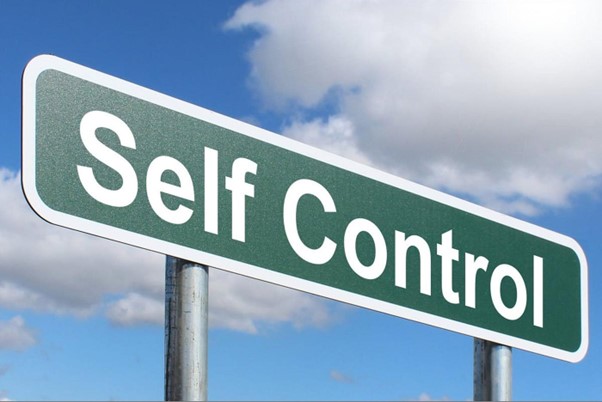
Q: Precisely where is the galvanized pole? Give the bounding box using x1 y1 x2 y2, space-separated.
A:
474 338 490 401
490 343 512 401
474 339 512 401
165 256 209 401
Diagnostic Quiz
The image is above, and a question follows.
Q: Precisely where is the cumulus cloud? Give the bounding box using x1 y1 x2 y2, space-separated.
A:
106 269 338 332
226 0 602 214
105 293 165 326
209 268 337 333
0 316 36 351
0 168 164 317
0 168 340 331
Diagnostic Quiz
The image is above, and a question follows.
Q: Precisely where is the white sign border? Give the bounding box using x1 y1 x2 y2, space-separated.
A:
22 54 588 363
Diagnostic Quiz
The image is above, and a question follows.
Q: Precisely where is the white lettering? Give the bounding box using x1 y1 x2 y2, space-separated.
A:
76 112 547 328
437 230 460 304
204 147 219 234
344 218 387 280
533 255 544 328
465 253 489 309
283 179 337 265
491 264 527 321
225 158 257 242
77 111 138 207
395 231 432 295
146 156 194 224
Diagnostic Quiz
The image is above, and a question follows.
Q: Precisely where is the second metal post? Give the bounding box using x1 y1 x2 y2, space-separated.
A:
474 338 512 401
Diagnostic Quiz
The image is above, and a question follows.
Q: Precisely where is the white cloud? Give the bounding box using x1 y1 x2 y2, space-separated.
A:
330 369 354 384
105 293 164 326
104 268 340 332
0 169 164 317
226 0 602 214
0 316 36 351
208 269 338 334
0 169 340 331
284 115 371 166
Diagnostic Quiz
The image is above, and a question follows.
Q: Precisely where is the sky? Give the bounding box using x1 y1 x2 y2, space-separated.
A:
0 0 601 400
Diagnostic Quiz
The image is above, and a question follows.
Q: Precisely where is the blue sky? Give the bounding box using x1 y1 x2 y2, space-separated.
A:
1 0 601 400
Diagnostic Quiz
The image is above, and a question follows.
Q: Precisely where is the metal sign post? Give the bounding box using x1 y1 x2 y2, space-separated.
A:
474 338 512 401
165 256 209 401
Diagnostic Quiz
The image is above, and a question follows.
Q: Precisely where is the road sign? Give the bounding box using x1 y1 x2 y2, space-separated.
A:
22 55 588 362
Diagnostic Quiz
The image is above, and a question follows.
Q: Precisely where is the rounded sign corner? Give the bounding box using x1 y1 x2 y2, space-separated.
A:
23 54 59 83
569 336 589 364
20 174 61 229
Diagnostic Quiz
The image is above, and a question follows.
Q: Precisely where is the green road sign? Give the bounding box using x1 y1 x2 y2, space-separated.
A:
22 55 588 362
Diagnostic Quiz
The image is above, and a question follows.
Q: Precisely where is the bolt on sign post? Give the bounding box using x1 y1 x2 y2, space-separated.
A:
22 55 588 364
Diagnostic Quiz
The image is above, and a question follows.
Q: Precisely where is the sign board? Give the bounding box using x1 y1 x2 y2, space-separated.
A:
22 55 588 362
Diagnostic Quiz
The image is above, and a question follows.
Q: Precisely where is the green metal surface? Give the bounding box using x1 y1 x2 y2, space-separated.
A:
28 66 585 357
